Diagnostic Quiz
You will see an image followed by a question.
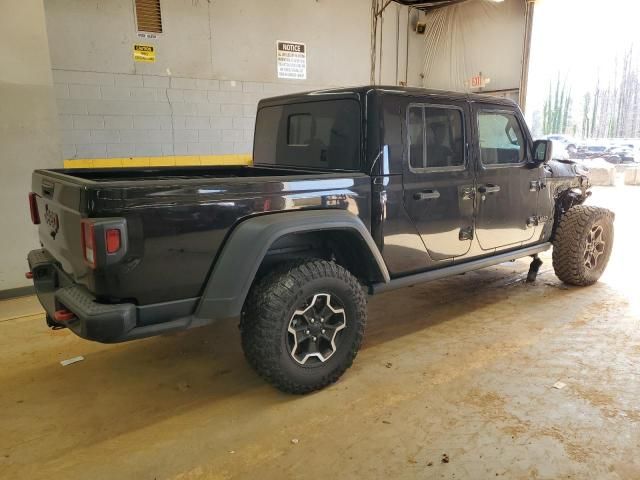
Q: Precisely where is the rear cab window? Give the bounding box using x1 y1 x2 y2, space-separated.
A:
477 111 526 166
253 99 361 170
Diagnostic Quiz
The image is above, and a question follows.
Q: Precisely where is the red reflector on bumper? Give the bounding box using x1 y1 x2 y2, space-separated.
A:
54 310 75 322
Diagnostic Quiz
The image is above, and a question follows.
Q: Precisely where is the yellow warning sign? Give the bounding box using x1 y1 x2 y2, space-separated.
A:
133 44 155 63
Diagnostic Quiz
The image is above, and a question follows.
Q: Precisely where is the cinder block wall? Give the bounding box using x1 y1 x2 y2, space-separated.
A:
45 0 525 164
45 0 412 163
53 70 322 161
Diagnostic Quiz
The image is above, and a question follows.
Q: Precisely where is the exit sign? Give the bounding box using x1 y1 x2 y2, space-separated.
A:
469 73 491 89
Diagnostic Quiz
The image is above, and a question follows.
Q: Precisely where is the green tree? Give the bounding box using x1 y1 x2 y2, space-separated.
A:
581 92 591 137
542 74 572 135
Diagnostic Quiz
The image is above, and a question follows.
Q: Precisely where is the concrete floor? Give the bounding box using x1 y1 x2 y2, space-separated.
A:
1 185 639 480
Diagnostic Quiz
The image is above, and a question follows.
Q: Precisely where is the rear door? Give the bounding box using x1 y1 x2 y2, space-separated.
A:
472 105 540 250
402 100 475 262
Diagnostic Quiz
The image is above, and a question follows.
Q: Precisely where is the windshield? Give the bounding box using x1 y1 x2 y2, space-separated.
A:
253 99 361 170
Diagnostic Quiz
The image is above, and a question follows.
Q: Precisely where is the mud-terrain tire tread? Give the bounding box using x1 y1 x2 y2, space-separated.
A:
552 205 614 286
241 259 367 394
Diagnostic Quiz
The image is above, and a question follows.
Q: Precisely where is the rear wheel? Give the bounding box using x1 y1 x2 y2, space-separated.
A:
241 259 367 394
552 205 614 286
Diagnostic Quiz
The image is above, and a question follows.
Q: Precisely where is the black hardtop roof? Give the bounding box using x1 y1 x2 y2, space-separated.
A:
258 85 517 108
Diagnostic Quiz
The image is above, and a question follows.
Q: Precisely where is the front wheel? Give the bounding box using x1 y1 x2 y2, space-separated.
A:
552 205 614 286
241 259 367 394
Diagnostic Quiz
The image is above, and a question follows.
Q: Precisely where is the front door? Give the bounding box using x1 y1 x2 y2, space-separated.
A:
402 101 475 261
472 106 541 250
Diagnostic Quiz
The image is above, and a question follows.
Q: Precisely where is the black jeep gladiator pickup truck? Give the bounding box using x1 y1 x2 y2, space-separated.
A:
27 86 614 393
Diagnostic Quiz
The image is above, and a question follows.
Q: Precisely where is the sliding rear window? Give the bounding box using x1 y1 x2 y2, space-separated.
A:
253 99 361 170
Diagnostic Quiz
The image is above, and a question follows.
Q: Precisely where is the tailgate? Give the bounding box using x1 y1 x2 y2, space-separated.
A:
31 171 89 281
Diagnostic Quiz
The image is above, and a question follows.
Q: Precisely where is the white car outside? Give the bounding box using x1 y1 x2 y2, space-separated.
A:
550 139 570 160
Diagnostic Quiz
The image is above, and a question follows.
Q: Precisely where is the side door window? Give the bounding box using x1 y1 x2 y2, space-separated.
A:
477 111 525 166
408 106 465 171
408 106 425 170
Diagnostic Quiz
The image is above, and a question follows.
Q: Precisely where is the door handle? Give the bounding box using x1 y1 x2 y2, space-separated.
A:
478 184 500 194
414 189 440 200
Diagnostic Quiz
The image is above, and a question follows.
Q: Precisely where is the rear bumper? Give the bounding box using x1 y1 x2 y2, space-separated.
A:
27 249 206 343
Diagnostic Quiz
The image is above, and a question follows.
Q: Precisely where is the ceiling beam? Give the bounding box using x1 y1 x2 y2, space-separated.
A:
390 0 469 12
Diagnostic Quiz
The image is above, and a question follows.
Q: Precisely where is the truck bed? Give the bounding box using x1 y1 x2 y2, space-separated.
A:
40 166 344 183
31 165 372 308
55 165 320 183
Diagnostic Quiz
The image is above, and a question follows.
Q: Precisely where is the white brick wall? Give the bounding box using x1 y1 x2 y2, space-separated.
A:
54 69 325 159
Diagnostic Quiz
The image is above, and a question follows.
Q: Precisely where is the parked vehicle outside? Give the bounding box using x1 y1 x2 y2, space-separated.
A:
608 145 636 163
550 139 570 160
546 134 578 154
576 143 622 163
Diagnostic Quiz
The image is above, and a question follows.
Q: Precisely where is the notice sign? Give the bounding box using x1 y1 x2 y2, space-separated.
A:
133 44 155 63
277 41 306 80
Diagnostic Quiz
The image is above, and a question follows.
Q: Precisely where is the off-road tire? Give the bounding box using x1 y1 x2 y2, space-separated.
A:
552 205 614 286
241 259 367 394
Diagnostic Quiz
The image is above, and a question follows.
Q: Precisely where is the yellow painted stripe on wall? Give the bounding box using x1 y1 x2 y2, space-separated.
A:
64 154 252 169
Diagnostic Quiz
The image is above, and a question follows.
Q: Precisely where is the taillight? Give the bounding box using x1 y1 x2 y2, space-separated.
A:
29 193 40 224
106 228 121 254
81 220 96 268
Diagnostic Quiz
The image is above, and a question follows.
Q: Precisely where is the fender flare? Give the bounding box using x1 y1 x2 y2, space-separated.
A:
551 186 591 240
195 210 390 320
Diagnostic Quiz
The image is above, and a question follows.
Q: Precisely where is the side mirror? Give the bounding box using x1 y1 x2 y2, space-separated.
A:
532 139 553 164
